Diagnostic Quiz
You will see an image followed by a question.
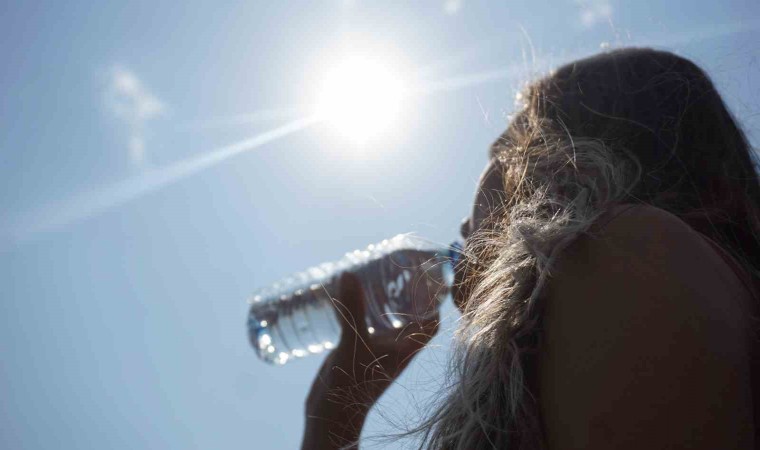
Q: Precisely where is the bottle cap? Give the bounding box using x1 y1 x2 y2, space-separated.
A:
448 241 463 269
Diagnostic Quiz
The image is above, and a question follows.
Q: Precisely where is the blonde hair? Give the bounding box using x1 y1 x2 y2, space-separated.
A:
410 129 641 449
406 48 760 449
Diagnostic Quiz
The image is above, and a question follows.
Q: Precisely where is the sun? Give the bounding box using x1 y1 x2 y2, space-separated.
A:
315 56 406 142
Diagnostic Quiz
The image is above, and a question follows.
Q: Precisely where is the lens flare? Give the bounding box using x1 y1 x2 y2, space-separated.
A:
315 57 406 141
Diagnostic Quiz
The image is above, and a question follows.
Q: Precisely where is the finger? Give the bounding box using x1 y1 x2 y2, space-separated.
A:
334 271 370 341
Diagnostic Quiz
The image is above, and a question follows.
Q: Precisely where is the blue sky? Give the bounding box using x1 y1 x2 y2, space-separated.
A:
2 1 759 449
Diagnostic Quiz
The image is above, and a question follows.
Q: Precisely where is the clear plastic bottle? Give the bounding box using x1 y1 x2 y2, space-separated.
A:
247 234 461 365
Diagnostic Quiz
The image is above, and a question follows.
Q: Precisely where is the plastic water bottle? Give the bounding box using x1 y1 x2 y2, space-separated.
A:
247 234 461 365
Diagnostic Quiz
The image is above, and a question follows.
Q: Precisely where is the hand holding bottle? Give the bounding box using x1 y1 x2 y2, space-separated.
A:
301 271 440 450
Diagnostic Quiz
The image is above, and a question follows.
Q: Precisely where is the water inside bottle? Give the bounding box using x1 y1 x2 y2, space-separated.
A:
249 275 342 365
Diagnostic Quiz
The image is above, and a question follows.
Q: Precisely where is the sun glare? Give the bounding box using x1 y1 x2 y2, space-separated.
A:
315 56 406 141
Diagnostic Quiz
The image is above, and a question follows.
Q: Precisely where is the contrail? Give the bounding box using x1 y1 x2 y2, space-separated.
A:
630 19 760 48
412 20 760 96
176 106 308 131
414 66 526 95
3 116 320 246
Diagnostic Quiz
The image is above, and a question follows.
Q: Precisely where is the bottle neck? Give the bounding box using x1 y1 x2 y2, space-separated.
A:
448 241 463 269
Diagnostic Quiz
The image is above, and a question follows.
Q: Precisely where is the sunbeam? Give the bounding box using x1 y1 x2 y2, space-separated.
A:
2 116 320 247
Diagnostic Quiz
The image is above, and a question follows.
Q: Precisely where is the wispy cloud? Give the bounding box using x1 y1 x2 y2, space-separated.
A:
443 0 463 15
574 0 612 28
105 66 166 166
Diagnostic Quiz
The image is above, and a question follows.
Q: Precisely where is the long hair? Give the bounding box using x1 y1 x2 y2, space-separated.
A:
412 48 760 449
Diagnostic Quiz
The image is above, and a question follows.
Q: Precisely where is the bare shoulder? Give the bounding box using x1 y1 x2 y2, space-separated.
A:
559 203 751 310
538 203 755 449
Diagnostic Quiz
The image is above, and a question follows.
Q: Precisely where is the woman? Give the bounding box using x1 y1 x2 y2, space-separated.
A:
301 48 760 449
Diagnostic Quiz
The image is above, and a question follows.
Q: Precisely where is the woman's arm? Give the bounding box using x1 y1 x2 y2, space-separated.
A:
302 346 383 450
301 273 439 450
539 205 754 449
